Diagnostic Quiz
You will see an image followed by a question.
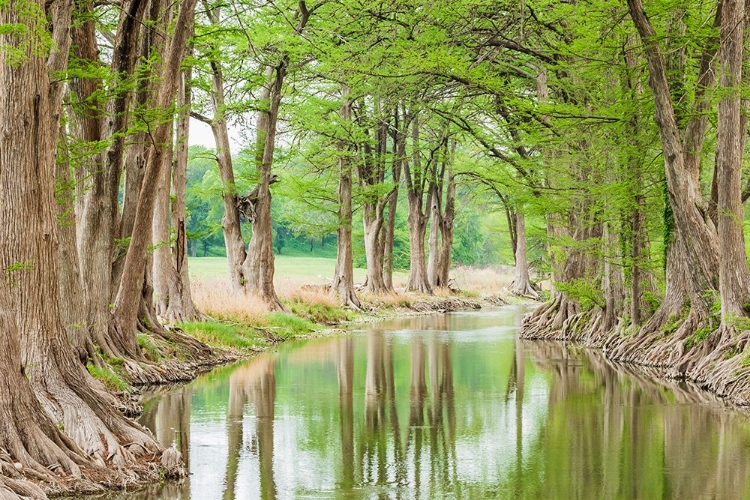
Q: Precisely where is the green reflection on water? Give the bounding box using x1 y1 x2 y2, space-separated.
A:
101 307 750 499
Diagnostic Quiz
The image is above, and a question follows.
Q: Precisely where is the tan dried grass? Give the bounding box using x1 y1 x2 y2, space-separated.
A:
191 279 269 323
450 265 515 293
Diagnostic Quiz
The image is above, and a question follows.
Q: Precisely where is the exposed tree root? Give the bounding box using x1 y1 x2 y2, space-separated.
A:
509 279 540 300
408 298 482 313
522 296 750 406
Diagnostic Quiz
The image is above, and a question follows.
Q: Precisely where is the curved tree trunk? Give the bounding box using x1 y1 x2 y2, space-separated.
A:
113 0 198 351
73 0 146 359
626 0 721 333
198 9 249 293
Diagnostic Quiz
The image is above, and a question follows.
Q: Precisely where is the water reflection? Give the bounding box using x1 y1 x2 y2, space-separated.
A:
100 308 750 499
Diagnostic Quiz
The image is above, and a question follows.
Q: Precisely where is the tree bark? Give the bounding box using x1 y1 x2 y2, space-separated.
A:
427 178 442 289
113 0 198 349
356 98 391 294
72 0 146 358
0 0 162 490
383 114 405 291
167 63 202 322
242 64 286 310
199 6 249 293
363 205 388 293
152 123 175 318
627 0 721 330
332 92 362 309
716 0 750 319
511 211 537 298
56 127 91 360
437 166 456 288
404 116 433 294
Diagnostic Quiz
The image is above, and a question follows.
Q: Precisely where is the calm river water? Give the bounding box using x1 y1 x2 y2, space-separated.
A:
104 306 750 499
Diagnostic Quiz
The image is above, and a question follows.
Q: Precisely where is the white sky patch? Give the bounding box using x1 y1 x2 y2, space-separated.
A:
188 117 247 154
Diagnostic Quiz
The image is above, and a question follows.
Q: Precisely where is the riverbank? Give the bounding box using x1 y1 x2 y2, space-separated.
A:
521 300 750 408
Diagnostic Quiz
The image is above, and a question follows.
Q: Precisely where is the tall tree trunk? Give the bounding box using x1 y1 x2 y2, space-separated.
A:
73 0 146 358
383 121 404 291
623 34 657 328
627 0 721 333
152 124 175 318
242 64 286 310
332 91 361 309
113 0 198 350
603 220 625 330
0 0 163 490
356 99 391 295
199 7 248 293
511 211 537 298
56 126 91 360
716 0 750 319
168 63 202 322
152 22 201 324
363 205 388 293
404 117 432 294
427 180 442 289
437 167 456 288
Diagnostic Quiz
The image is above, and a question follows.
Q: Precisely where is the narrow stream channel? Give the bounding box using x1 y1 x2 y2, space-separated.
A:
103 306 750 499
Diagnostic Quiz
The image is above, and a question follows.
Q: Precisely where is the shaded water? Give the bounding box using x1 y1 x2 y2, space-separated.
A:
105 307 750 499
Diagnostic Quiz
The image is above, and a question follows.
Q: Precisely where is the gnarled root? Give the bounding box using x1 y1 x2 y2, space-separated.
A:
522 292 750 405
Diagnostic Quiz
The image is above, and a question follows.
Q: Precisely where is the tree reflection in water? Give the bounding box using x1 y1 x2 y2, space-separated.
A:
223 353 277 500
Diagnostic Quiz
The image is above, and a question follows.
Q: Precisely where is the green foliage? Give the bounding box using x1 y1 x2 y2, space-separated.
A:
0 0 53 66
662 313 682 336
685 327 713 350
555 279 605 311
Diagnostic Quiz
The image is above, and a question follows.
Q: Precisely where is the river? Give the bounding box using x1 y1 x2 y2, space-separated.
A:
102 306 750 499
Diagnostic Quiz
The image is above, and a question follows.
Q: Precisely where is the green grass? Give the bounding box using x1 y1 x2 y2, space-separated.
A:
188 255 407 282
87 363 129 392
286 299 354 324
136 333 163 362
265 313 318 337
181 314 319 351
181 321 267 350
